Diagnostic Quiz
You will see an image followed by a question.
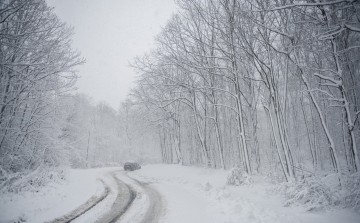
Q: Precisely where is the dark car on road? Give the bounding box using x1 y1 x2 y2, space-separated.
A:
124 162 141 171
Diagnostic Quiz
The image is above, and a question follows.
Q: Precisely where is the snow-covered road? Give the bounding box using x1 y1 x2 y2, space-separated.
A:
93 171 135 223
71 170 164 223
1 165 360 223
0 167 164 223
133 179 163 223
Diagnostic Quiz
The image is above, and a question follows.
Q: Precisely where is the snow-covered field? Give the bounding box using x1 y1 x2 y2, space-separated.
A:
1 164 360 223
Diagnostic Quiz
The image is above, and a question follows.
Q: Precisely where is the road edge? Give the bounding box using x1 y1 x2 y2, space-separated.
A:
46 179 109 223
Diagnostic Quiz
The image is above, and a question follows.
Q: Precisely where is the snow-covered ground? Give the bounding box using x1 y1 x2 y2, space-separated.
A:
130 164 360 223
0 167 118 223
1 164 360 223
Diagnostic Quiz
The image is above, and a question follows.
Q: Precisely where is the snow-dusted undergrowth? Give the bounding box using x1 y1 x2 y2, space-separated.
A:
343 173 360 211
0 165 67 194
273 173 360 212
227 167 252 186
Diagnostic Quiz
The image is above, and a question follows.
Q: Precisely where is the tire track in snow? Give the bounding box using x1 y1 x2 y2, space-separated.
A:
114 172 165 223
47 170 163 223
94 172 136 223
46 180 110 223
132 179 163 223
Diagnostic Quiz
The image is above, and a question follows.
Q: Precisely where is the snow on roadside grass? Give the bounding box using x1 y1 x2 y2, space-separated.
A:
129 164 360 223
0 167 118 223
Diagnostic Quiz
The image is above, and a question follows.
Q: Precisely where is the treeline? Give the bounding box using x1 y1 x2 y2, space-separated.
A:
130 0 360 181
57 95 160 169
0 0 158 192
0 0 83 191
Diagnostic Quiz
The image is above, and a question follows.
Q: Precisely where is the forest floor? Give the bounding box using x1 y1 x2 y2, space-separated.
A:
1 164 360 223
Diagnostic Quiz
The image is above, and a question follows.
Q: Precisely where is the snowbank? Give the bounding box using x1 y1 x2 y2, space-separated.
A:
0 167 118 223
129 164 360 223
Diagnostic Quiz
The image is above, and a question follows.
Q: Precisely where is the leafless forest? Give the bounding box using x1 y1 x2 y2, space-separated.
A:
131 0 360 178
1 0 360 211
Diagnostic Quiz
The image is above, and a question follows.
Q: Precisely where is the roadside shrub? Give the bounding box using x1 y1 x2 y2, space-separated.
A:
272 172 360 212
203 181 213 191
227 167 252 186
274 173 345 211
0 165 67 194
342 173 360 212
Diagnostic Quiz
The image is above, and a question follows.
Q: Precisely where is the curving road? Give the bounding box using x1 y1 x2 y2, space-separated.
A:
49 170 164 223
95 171 136 223
96 171 164 223
132 178 164 223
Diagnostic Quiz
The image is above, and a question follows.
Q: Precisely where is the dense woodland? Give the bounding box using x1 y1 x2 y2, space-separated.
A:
129 0 360 210
1 0 360 210
130 0 360 180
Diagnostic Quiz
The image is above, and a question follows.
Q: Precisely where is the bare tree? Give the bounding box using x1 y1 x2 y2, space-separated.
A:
0 0 84 191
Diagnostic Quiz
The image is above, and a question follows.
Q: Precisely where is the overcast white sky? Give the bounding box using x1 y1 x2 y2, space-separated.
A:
46 0 177 109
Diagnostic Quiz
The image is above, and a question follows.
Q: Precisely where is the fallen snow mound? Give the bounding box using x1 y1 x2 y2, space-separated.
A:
227 167 252 186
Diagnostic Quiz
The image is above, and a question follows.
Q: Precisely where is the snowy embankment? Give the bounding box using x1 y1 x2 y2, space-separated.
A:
129 164 360 223
0 167 119 223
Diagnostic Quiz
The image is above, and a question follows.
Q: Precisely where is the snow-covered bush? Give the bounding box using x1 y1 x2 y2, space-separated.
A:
275 174 342 211
342 173 360 212
227 167 252 186
203 181 213 191
273 173 360 212
0 165 67 194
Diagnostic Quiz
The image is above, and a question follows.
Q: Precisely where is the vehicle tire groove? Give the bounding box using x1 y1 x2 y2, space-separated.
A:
46 180 110 223
128 177 164 223
108 184 135 223
95 171 136 223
